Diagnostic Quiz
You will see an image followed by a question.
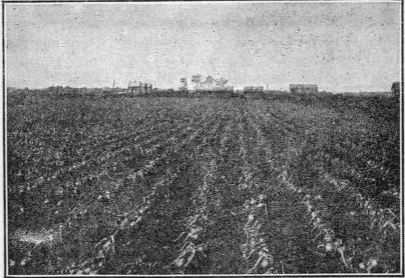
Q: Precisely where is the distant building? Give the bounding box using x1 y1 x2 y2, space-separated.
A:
243 86 264 93
391 82 400 98
289 84 318 95
128 81 153 95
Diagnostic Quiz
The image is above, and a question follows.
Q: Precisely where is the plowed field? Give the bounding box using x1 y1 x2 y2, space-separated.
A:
7 97 400 274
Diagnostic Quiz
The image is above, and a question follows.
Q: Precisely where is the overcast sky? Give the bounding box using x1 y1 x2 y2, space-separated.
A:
6 2 401 92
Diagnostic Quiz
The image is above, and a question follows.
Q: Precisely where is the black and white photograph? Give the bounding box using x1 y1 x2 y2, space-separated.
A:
3 0 403 275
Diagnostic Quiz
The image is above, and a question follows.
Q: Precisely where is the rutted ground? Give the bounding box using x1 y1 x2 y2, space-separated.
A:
7 97 400 274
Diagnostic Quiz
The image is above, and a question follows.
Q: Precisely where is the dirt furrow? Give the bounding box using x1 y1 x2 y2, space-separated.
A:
12 110 171 187
236 108 277 274
9 110 209 230
248 105 399 273
240 108 324 274
168 121 222 274
16 114 193 190
92 117 217 274
193 107 248 274
70 167 180 274
8 109 214 274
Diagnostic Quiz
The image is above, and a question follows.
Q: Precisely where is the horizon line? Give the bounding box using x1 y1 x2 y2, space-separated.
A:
6 85 395 94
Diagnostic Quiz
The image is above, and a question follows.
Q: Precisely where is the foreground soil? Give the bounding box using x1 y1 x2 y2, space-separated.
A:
7 96 400 274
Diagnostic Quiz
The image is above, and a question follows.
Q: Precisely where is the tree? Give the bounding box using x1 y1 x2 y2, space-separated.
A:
190 74 229 91
204 76 215 90
191 74 202 90
216 77 228 89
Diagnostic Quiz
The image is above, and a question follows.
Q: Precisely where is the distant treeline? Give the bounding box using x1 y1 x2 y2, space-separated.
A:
7 86 395 108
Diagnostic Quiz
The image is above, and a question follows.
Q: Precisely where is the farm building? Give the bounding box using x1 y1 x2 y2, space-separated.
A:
391 82 400 98
289 84 318 95
128 81 153 95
